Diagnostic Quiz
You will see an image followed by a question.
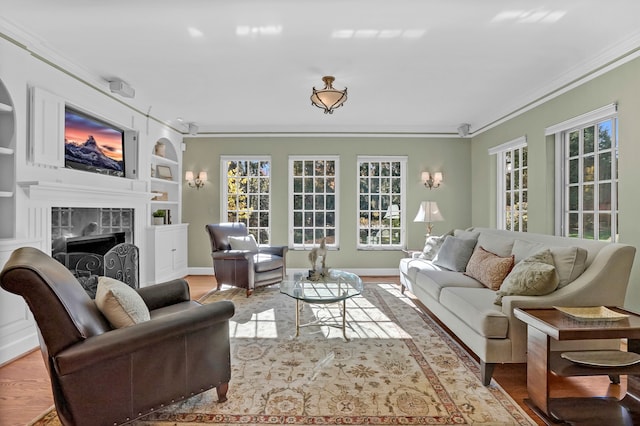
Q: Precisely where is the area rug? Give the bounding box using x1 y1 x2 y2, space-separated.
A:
31 283 535 425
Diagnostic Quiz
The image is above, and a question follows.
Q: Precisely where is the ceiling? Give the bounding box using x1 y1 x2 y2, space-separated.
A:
2 0 640 136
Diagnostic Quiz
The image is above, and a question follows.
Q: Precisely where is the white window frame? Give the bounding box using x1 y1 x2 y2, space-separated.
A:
489 136 528 232
288 155 340 249
220 155 272 244
356 155 407 250
545 104 618 240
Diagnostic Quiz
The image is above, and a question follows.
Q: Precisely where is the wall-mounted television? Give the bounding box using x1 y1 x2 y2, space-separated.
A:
64 107 125 177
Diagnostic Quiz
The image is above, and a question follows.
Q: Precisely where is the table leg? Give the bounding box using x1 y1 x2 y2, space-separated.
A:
295 299 300 337
526 325 551 416
341 299 349 342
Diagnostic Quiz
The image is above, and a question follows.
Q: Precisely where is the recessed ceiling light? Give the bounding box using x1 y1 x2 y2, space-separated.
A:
331 28 426 40
354 29 378 38
402 29 426 39
188 27 204 38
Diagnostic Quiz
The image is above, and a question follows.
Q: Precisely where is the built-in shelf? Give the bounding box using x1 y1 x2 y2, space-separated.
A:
0 102 12 113
151 200 179 206
151 177 179 185
0 147 14 155
151 154 178 166
0 191 14 198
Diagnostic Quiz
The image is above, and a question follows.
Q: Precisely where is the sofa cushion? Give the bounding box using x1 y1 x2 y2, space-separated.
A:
253 253 284 272
95 276 150 328
400 257 445 283
465 246 514 290
551 246 588 288
415 270 483 301
511 239 545 263
439 287 509 338
433 236 477 272
476 233 515 257
228 234 258 252
495 249 559 305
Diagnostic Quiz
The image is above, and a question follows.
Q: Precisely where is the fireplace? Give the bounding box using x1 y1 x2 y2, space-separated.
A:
51 207 134 257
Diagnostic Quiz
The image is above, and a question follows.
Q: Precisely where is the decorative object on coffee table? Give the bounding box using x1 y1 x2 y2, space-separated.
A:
308 237 328 279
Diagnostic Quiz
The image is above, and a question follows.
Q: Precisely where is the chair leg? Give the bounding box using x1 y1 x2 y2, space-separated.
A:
246 289 253 297
216 382 229 403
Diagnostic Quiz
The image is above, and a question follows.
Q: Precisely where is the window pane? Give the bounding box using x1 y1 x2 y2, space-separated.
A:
569 186 578 211
583 156 594 182
599 152 611 181
568 213 579 237
583 185 594 210
584 126 594 154
583 213 594 239
569 131 579 157
599 214 612 241
599 183 611 210
569 159 579 184
598 120 612 150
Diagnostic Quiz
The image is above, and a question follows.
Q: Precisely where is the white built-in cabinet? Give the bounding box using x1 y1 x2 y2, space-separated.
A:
146 223 188 283
149 137 181 224
0 78 16 238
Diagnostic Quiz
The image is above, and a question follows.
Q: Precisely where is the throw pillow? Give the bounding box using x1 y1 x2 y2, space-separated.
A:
550 246 588 288
433 235 478 272
495 249 559 305
420 230 453 260
228 234 259 252
95 276 150 328
465 246 515 290
510 239 545 263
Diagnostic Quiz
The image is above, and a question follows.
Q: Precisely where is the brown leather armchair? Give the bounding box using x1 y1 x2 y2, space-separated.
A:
206 222 288 296
0 247 234 426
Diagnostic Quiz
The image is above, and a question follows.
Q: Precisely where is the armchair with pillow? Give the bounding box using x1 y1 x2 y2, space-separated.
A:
206 222 288 296
0 247 235 426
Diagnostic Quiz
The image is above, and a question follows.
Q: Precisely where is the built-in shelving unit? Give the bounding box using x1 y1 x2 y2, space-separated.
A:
0 79 16 238
149 138 181 225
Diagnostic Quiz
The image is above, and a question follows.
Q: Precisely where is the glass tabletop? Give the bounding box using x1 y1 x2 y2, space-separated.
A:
280 269 363 304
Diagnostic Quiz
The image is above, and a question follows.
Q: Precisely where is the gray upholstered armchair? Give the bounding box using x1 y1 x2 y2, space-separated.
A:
0 247 234 426
206 222 288 296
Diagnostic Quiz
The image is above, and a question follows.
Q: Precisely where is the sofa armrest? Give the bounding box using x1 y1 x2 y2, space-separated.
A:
55 300 235 375
502 244 636 316
136 279 190 310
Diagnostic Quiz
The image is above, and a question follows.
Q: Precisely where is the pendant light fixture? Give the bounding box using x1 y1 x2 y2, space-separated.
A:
310 76 347 114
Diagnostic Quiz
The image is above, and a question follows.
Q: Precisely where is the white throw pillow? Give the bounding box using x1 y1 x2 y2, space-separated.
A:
95 276 150 328
420 230 453 260
228 234 259 252
550 246 588 288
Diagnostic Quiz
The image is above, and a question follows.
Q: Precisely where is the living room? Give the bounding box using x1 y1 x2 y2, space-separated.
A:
2 1 640 425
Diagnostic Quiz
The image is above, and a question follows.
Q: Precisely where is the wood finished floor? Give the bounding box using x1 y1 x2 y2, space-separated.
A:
0 275 625 426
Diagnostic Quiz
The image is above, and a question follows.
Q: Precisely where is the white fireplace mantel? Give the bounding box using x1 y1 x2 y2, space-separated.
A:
18 180 153 205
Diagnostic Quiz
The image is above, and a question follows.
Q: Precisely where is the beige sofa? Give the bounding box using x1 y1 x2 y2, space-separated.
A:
399 227 636 385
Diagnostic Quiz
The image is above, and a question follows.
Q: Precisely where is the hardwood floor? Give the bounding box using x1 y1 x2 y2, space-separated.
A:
0 275 625 425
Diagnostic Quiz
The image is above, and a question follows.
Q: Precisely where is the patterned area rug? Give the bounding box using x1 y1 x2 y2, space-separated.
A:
32 283 535 425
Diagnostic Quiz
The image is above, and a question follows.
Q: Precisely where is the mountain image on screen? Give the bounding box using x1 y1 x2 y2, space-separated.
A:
65 135 124 176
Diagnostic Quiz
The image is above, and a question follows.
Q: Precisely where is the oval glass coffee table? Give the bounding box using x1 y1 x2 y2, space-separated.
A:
280 269 363 341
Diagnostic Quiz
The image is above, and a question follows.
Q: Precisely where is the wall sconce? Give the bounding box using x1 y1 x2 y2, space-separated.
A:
421 171 443 189
185 171 207 189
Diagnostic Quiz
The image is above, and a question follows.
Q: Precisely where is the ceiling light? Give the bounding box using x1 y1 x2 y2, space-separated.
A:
491 10 566 24
236 25 282 37
310 76 347 114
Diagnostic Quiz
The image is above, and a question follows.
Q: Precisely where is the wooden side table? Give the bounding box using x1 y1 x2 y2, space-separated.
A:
514 307 640 425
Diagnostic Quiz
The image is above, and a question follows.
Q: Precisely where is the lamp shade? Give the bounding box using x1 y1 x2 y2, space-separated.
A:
413 201 444 223
185 171 194 181
197 171 208 181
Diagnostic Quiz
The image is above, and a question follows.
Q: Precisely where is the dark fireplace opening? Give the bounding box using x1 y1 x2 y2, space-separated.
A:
51 206 134 260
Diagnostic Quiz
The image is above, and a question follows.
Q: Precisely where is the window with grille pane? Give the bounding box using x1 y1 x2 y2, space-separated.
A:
563 118 618 241
357 156 406 249
289 156 339 248
221 156 271 244
490 138 528 232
